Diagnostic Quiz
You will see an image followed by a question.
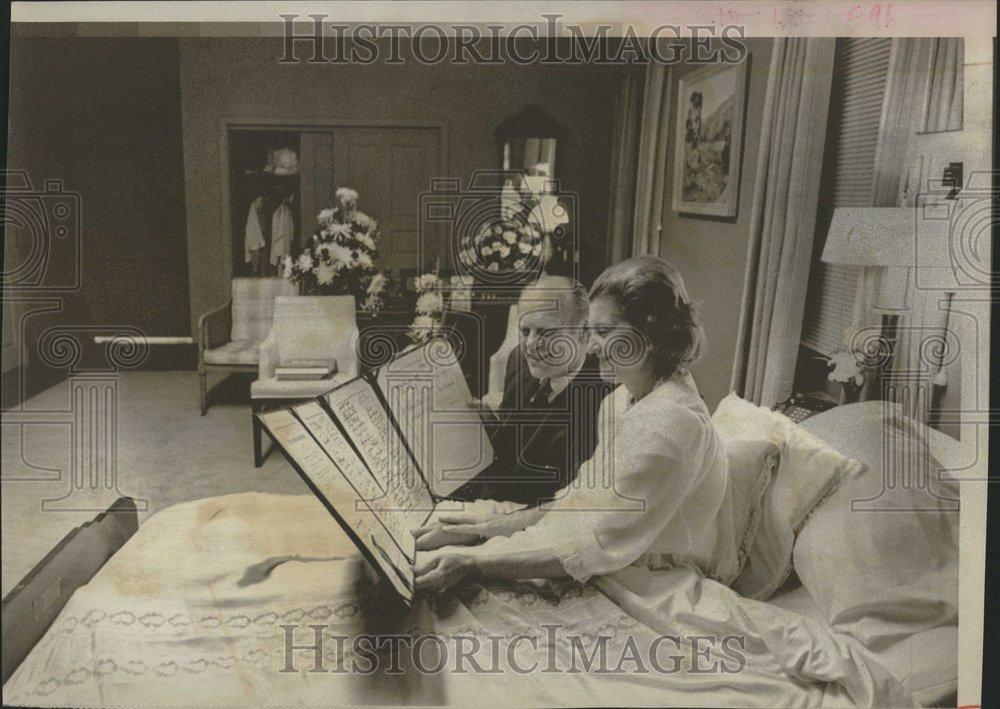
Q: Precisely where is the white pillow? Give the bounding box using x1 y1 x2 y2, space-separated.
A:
711 393 865 600
794 404 959 651
720 438 778 574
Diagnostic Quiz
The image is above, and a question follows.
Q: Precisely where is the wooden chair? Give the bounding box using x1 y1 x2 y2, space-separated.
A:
197 277 297 414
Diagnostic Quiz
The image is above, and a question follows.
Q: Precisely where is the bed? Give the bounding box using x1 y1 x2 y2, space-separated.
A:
2 401 960 707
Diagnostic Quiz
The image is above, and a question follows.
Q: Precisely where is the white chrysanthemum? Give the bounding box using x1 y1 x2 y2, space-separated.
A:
296 253 314 271
417 273 439 291
411 315 438 340
367 273 386 295
315 261 336 286
328 244 355 269
481 246 493 257
362 294 383 313
502 230 517 244
329 223 352 240
487 262 499 272
518 241 532 254
317 208 335 223
335 187 359 204
358 233 377 250
357 252 373 269
514 259 526 270
828 352 863 385
498 245 511 258
415 292 444 315
531 244 542 257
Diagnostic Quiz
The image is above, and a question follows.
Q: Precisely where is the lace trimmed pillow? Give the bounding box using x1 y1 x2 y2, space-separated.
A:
720 437 779 576
711 393 866 601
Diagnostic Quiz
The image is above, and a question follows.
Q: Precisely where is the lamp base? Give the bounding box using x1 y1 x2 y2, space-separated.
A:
867 313 900 400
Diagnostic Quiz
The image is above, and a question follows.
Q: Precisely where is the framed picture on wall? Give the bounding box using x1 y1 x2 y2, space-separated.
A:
672 61 748 217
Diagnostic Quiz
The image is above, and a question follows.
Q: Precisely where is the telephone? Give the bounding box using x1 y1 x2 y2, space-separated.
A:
772 394 837 424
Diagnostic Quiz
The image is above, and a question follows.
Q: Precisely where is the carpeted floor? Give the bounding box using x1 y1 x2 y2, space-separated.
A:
1 371 308 594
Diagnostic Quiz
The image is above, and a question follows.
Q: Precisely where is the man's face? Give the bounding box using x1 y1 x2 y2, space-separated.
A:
518 305 584 380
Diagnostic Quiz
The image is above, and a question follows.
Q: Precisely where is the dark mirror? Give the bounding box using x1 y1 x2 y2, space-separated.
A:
495 105 563 180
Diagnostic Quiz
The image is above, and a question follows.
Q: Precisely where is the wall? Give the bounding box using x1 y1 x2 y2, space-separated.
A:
3 34 190 407
179 38 627 334
655 39 774 410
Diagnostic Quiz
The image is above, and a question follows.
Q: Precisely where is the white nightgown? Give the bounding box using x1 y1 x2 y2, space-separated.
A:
467 370 740 586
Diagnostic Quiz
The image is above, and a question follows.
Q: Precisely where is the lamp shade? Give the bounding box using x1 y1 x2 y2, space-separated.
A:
820 207 917 267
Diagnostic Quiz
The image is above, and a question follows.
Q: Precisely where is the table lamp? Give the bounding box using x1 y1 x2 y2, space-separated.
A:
820 206 953 400
820 207 918 311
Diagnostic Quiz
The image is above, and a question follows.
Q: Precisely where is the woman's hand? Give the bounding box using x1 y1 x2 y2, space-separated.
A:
411 512 493 551
413 553 478 593
412 509 536 551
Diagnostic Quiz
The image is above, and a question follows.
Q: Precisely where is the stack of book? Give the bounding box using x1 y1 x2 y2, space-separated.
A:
274 358 336 381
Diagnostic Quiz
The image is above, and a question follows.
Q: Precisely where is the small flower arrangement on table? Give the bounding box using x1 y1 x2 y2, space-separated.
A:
286 188 386 314
826 328 868 404
408 273 446 343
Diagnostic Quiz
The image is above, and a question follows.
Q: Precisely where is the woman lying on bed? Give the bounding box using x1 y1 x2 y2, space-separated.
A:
413 256 740 593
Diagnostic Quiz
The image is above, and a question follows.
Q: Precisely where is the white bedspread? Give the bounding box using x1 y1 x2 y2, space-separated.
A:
4 492 912 707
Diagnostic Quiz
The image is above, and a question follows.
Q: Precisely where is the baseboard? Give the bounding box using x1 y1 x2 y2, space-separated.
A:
1 343 198 410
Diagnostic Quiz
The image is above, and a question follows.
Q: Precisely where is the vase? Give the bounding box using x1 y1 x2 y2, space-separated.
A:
840 378 864 405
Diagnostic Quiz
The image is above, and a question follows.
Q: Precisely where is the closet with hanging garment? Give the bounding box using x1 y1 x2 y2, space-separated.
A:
229 130 302 278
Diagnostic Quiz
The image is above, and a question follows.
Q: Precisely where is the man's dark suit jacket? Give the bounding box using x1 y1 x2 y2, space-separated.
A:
451 345 613 505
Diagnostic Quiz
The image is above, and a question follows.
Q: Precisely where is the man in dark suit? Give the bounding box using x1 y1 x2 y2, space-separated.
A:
451 277 613 505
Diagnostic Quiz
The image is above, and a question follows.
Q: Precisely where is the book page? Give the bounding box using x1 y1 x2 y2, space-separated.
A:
377 341 494 497
256 408 414 600
293 401 423 558
321 378 435 525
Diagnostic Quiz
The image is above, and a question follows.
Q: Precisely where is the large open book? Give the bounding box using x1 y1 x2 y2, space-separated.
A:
255 339 494 603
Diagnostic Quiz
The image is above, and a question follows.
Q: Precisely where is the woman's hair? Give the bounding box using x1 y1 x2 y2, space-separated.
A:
589 256 704 378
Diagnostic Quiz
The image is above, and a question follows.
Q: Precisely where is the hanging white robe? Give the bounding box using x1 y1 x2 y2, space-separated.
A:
243 197 265 263
270 201 294 265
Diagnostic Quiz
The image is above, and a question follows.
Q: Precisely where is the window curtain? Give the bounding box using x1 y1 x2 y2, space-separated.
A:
606 62 672 261
923 38 964 133
875 38 967 423
848 40 939 362
606 65 646 264
872 39 940 205
730 38 836 406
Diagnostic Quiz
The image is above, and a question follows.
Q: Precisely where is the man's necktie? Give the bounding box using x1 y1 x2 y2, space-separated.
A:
529 378 553 406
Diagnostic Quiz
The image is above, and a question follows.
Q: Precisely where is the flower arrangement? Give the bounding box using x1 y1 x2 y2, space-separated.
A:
459 218 543 276
826 328 867 403
408 273 446 343
456 176 572 283
457 185 547 280
827 351 864 385
286 188 385 313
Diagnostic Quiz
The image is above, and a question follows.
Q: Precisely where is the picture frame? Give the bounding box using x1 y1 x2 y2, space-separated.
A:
672 61 748 217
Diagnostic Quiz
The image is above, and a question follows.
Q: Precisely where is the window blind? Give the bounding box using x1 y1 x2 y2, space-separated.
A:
800 38 892 355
